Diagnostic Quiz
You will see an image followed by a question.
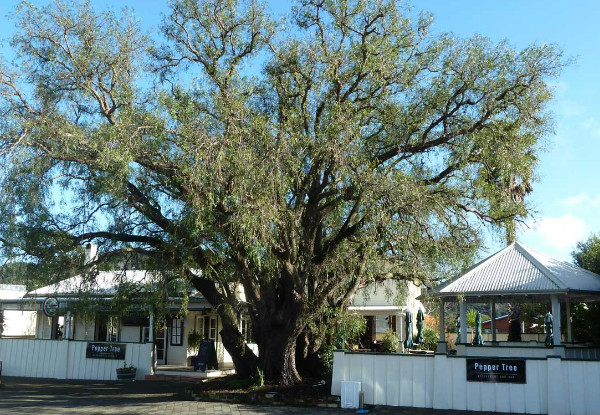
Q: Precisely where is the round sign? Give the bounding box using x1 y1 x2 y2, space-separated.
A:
42 297 59 317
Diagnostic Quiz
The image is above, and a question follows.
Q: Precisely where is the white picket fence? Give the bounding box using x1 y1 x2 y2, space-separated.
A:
0 338 153 380
332 350 600 415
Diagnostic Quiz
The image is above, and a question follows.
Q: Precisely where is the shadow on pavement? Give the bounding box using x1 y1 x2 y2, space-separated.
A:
0 377 187 410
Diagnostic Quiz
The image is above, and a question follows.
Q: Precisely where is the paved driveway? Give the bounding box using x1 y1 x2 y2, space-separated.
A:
0 377 507 415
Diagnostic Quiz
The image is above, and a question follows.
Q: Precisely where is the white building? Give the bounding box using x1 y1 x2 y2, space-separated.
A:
349 279 425 350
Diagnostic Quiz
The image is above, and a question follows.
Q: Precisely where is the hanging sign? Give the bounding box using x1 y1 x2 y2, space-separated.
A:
42 297 59 317
86 343 127 360
467 358 526 383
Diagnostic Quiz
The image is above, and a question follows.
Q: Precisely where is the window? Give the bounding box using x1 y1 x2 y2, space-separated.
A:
203 315 217 341
240 317 252 343
375 315 396 334
171 318 183 346
95 315 119 342
107 317 119 342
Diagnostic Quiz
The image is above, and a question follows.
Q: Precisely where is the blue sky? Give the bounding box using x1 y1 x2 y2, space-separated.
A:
1 1 598 262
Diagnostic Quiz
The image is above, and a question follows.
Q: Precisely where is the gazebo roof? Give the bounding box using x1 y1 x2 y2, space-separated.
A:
426 242 600 301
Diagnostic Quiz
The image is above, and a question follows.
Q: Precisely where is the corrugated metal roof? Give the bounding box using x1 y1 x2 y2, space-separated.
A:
0 284 27 300
429 242 600 297
27 270 157 297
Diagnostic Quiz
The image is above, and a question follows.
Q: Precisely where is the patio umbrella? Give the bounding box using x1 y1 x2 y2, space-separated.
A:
404 311 414 349
415 309 424 344
472 311 484 345
544 312 554 347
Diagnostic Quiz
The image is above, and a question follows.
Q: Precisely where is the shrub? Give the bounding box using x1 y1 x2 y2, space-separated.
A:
187 330 203 354
420 325 440 350
381 330 400 353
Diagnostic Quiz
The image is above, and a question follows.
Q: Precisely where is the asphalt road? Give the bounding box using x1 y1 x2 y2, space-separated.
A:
0 377 509 415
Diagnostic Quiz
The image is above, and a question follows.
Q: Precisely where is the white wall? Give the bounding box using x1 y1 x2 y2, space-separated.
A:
167 317 189 366
120 326 141 343
352 280 409 307
2 310 36 337
36 313 53 339
332 351 600 415
0 338 153 380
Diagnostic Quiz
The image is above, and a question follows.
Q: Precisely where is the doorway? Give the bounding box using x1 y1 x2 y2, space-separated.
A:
155 327 167 365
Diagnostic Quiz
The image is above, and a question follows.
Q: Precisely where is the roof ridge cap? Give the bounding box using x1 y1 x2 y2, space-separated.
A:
522 243 600 279
429 244 515 295
514 242 565 290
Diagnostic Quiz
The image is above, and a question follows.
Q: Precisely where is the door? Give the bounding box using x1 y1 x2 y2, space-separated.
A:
155 327 167 365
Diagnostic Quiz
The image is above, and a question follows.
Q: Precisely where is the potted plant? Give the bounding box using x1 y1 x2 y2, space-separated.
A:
187 330 203 367
116 362 136 381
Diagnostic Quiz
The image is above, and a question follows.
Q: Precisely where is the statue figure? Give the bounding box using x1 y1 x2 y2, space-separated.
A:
472 311 485 346
544 312 554 347
456 317 461 341
404 311 414 349
415 309 424 344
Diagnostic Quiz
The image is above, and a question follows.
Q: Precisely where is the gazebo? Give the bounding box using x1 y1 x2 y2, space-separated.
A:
426 242 600 356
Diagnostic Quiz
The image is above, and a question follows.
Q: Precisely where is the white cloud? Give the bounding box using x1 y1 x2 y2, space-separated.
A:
557 192 590 208
520 214 588 261
534 215 586 249
557 192 600 209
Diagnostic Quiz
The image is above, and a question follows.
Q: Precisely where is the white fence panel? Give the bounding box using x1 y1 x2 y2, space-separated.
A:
0 339 153 380
332 350 600 415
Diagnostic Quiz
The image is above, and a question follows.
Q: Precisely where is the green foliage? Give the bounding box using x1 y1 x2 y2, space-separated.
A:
571 234 600 343
333 312 367 349
0 0 566 382
318 310 366 379
318 347 335 380
573 234 600 274
521 303 548 333
419 325 440 351
381 330 401 353
253 366 265 387
0 311 4 336
188 330 204 353
467 309 477 329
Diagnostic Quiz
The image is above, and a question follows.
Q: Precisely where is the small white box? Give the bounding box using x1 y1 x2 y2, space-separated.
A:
341 380 361 409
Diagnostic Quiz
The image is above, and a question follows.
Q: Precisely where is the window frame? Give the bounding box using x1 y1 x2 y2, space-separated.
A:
170 317 183 346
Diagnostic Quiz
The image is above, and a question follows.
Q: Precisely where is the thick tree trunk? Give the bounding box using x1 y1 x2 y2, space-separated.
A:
259 329 301 385
190 276 259 377
219 313 259 378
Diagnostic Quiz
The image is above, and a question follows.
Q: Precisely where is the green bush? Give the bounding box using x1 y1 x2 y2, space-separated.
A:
381 330 400 352
187 330 203 354
419 325 440 351
333 312 367 349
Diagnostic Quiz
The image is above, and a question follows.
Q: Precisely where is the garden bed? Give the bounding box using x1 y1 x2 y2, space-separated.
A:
189 375 339 407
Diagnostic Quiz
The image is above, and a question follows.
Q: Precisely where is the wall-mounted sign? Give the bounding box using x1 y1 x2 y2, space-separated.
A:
86 342 127 360
467 358 526 383
42 297 59 317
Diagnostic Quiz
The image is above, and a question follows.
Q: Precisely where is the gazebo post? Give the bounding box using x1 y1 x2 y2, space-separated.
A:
149 312 154 342
65 311 71 340
459 300 467 343
397 312 405 353
566 297 572 343
436 300 447 353
491 301 497 343
439 300 445 340
551 295 562 346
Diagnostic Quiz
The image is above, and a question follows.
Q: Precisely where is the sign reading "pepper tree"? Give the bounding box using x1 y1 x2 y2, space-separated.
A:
86 343 127 360
466 358 526 383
